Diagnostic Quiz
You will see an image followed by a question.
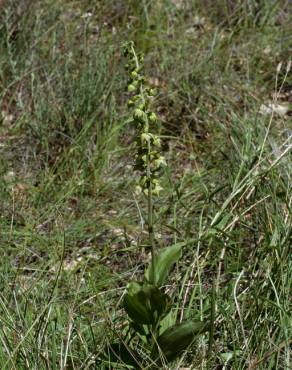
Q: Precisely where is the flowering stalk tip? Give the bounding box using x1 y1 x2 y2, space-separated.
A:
123 41 166 197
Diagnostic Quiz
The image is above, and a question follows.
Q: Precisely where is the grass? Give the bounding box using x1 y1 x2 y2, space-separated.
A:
0 0 291 368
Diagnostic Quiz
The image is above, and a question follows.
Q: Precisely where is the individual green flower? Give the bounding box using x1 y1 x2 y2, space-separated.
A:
133 109 147 124
141 133 152 144
134 108 144 119
153 156 167 168
152 180 163 195
152 135 161 147
149 112 157 123
135 185 142 195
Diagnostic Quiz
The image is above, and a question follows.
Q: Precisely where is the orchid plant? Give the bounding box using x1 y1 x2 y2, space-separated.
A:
104 42 208 369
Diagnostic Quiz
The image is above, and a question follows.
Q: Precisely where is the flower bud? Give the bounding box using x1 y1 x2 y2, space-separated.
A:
128 84 137 92
149 88 157 96
131 70 139 78
149 112 157 123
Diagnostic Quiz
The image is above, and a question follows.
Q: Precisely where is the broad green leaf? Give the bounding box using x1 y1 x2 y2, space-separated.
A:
124 282 171 325
124 282 152 324
151 321 208 363
158 310 177 335
141 283 171 320
145 243 183 287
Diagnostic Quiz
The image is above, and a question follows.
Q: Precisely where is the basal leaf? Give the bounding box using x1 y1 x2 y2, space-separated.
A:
124 282 170 325
152 321 208 363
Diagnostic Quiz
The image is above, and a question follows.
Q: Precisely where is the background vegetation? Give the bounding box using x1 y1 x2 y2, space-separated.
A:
0 0 291 368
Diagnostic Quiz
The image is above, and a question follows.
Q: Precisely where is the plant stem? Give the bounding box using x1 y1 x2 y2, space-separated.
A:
147 139 156 277
207 276 216 364
130 43 156 277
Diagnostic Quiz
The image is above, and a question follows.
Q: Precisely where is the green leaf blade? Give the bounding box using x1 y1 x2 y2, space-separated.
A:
145 243 183 287
152 321 208 363
124 282 171 325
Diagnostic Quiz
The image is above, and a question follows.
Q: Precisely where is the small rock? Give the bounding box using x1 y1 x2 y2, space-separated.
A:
259 103 290 116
